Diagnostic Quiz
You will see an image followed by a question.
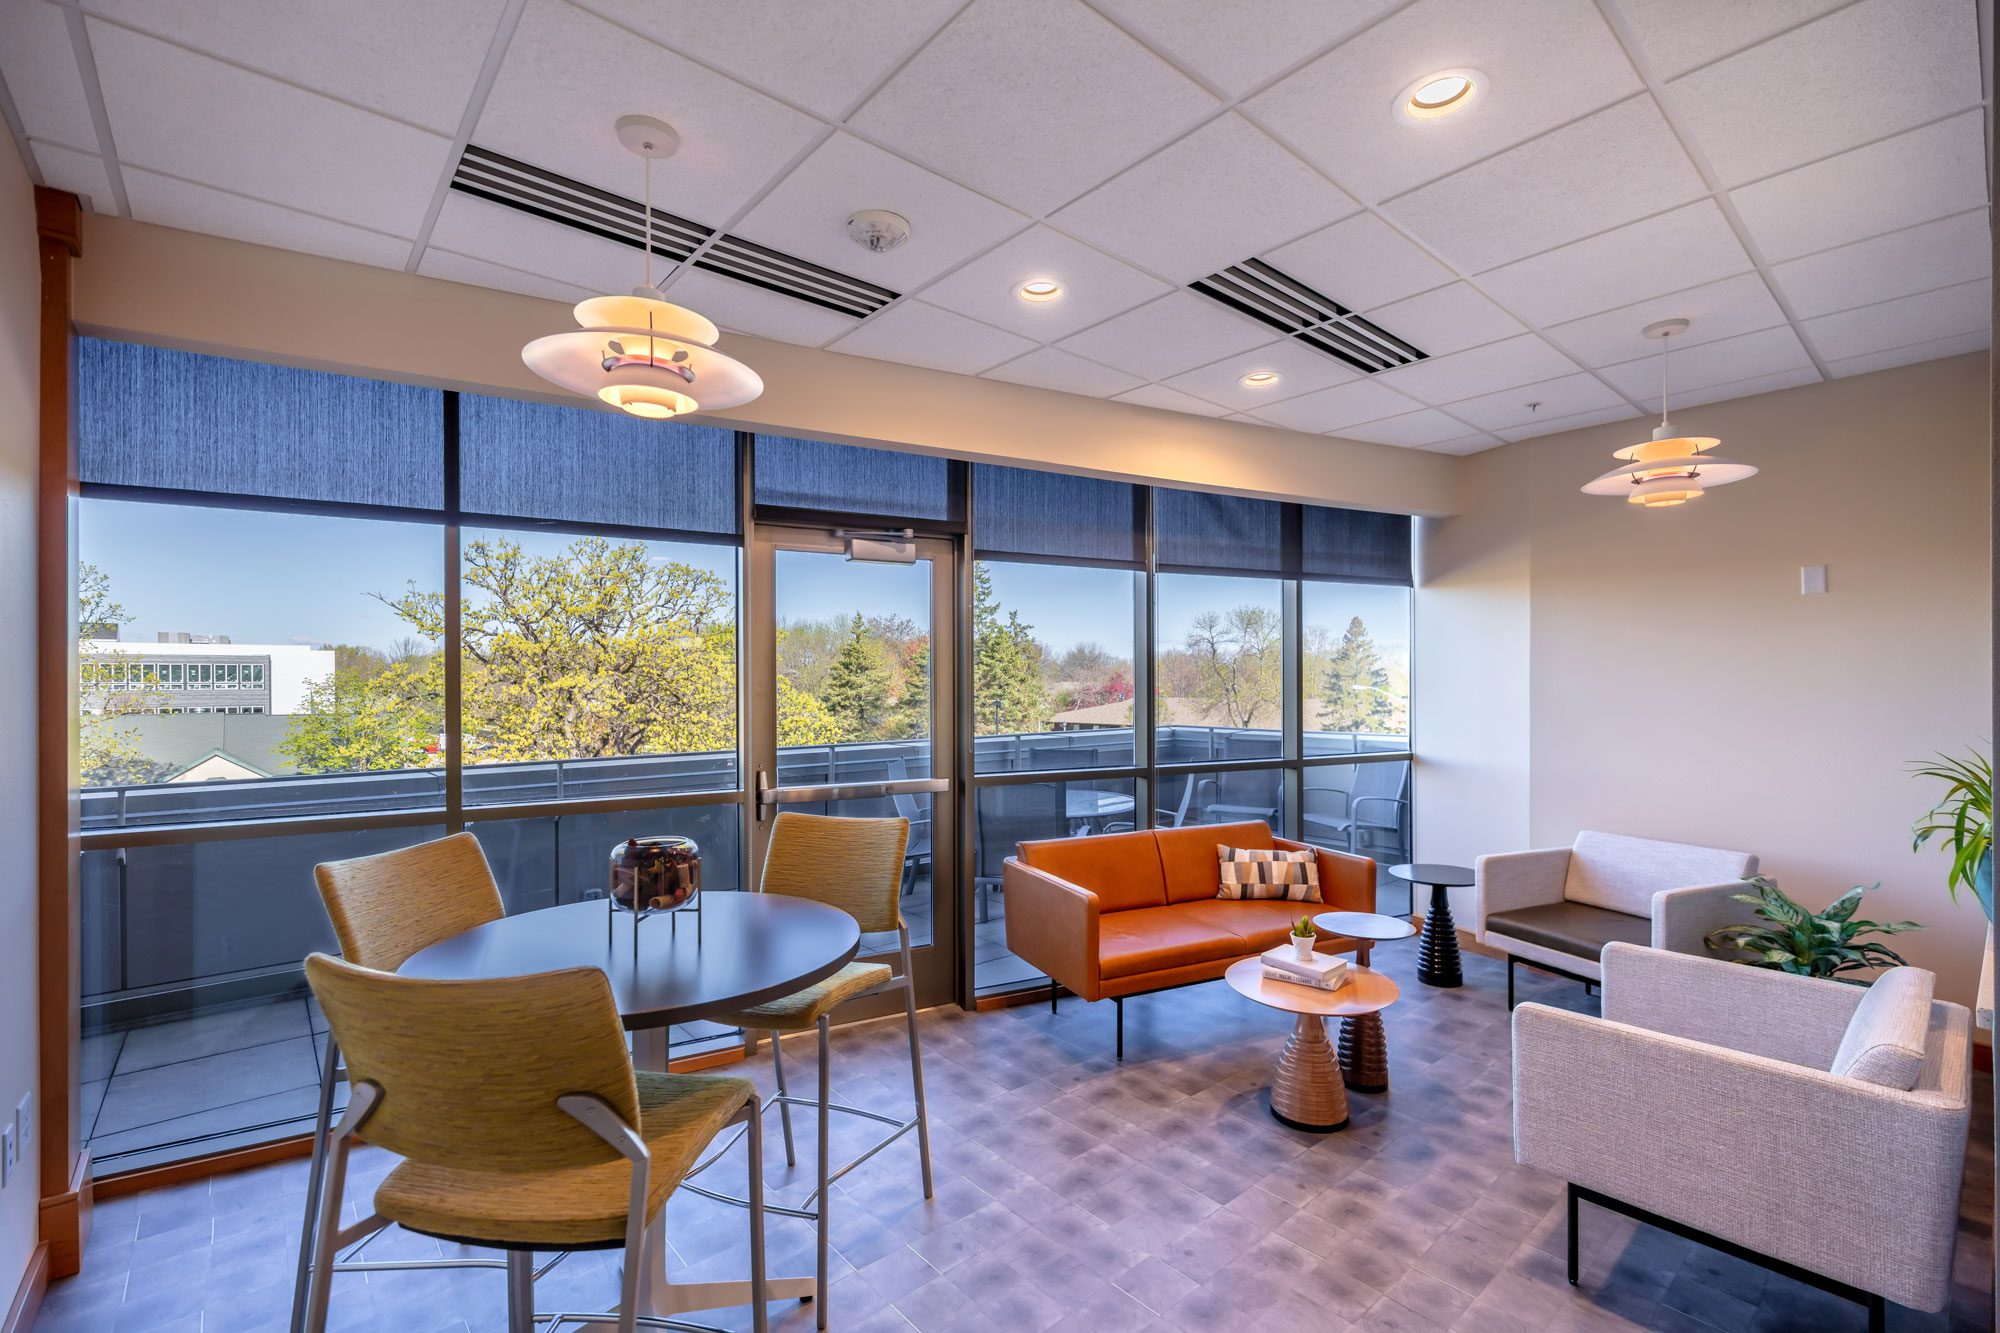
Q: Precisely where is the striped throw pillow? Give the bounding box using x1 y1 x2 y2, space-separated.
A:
1216 845 1321 903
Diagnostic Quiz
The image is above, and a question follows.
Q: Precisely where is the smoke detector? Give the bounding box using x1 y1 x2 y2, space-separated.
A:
846 209 911 254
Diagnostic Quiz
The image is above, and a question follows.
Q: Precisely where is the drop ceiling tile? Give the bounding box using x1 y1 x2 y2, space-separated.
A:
731 132 1027 291
0 0 95 151
122 167 412 268
1055 290 1273 381
848 0 1218 216
1442 373 1626 432
1473 200 1752 327
1337 409 1479 448
1090 0 1402 98
1264 213 1456 312
1543 272 1786 368
1363 282 1525 358
1615 0 1849 79
429 191 640 293
1825 329 1990 379
1112 383 1230 417
1668 0 1980 188
1634 364 1823 413
982 347 1144 397
1385 97 1705 273
1424 434 1507 455
1161 339 1360 411
827 300 1035 375
1246 0 1642 204
80 0 507 134
1599 324 1812 400
1373 333 1578 403
30 141 117 215
914 225 1169 341
88 20 447 236
1730 111 1988 262
660 266 862 346
1494 403 1642 442
570 0 962 120
1050 113 1358 284
1800 278 1991 363
417 247 597 305
1771 210 1991 319
1249 378 1422 432
476 0 820 227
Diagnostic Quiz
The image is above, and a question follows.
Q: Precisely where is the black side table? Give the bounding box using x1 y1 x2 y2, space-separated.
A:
1389 863 1474 988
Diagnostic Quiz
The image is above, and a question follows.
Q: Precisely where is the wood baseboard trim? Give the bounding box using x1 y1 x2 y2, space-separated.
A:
976 983 1065 1012
38 1152 90 1280
4 1243 47 1333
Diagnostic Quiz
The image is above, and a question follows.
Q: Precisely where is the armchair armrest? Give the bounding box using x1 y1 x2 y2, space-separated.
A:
1650 880 1758 957
1600 941 1863 1068
1474 847 1571 935
1276 837 1374 914
1513 999 1971 1311
1002 858 1102 1000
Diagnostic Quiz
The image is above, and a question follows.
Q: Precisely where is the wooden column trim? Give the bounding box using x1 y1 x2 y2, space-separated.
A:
34 186 88 1280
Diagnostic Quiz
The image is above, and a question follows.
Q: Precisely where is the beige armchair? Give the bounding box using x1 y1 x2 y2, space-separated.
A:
1474 830 1758 1006
1514 943 1971 1330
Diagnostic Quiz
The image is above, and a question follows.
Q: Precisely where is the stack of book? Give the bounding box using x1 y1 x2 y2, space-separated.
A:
1261 946 1350 992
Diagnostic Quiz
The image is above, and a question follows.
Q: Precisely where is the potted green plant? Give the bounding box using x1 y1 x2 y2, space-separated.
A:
1912 749 1993 922
1706 877 1922 984
1290 914 1317 963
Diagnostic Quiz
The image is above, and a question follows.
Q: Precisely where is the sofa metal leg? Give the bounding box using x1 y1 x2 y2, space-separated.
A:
1507 957 1516 1012
1115 998 1124 1062
1867 1294 1885 1333
1050 977 1058 1014
1565 1183 1579 1286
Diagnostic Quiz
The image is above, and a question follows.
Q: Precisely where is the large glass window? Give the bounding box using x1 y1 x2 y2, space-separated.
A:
1304 582 1411 756
972 561 1138 772
1155 572 1284 760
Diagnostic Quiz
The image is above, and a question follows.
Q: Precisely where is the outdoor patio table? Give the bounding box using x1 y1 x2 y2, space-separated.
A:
400 893 860 1324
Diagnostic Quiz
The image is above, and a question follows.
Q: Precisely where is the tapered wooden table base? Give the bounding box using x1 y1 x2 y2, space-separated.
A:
1340 1012 1390 1093
1225 958 1400 1134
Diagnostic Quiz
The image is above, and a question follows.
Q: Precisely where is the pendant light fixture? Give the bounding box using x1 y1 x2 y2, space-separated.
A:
1582 318 1755 508
521 116 763 420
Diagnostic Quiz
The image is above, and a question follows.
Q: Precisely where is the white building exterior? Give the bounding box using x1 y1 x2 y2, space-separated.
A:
79 637 335 715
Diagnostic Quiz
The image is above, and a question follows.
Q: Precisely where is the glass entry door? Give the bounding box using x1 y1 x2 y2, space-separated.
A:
747 525 957 1008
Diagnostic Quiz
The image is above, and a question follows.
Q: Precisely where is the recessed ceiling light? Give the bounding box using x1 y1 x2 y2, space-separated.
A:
1017 279 1063 302
1396 69 1482 123
1241 371 1282 388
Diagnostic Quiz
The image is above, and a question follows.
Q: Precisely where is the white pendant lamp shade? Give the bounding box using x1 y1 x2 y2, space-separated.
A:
521 117 762 421
1583 319 1755 507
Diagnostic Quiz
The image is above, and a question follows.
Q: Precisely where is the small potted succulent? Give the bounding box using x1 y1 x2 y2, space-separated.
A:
1290 914 1317 963
1911 749 1993 922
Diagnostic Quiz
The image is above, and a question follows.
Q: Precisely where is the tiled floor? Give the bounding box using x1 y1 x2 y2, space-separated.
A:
46 944 1991 1333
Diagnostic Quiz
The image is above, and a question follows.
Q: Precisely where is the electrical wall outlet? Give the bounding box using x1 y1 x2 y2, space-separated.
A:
1 1120 15 1188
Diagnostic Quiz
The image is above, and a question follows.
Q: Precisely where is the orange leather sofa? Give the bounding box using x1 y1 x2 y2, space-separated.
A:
1002 821 1377 1058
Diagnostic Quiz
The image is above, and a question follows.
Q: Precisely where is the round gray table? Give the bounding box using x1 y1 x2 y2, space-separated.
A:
399 893 860 1323
1312 910 1418 1094
1065 788 1136 832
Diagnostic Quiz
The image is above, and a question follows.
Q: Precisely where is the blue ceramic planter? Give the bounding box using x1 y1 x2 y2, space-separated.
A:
1975 849 1994 923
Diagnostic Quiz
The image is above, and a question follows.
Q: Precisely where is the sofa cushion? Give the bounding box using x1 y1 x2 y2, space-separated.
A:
1216 845 1321 902
1019 829 1167 914
1158 821 1274 903
1175 899 1323 953
1830 966 1935 1090
1564 831 1759 916
1483 901 1650 961
1098 905 1251 979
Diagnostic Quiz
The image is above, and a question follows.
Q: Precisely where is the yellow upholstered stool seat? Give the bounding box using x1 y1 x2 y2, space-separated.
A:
374 1071 755 1249
712 961 891 1033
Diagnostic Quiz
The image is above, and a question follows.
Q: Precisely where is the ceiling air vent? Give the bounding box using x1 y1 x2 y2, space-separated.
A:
1190 258 1428 374
448 145 900 319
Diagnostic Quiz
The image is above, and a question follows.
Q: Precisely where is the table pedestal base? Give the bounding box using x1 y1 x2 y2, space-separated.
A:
1418 884 1464 988
1270 1012 1349 1132
1339 1012 1389 1093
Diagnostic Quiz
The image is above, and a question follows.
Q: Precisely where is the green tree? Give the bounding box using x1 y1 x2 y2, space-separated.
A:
822 613 893 741
886 640 930 740
1321 615 1394 734
971 563 1046 735
76 564 168 785
280 663 442 775
1184 604 1281 727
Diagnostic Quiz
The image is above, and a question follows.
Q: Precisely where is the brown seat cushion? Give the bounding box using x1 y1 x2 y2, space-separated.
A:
1484 901 1650 961
1020 828 1168 913
1156 821 1276 903
1173 900 1319 953
1098 905 1251 979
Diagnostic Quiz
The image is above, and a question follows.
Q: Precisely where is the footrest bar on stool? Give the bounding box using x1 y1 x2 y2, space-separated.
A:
684 1095 920 1217
538 1312 732 1332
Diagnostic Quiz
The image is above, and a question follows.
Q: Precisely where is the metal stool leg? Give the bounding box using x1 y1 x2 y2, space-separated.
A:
506 1250 534 1333
290 1035 340 1333
901 974 934 1200
771 1031 797 1168
815 1015 830 1331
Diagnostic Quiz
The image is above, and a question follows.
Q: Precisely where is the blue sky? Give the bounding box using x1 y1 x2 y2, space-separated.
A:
80 497 1408 659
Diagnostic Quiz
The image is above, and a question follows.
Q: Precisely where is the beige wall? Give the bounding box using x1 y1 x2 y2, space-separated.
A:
0 133 41 1303
1417 353 1992 1005
69 215 1459 517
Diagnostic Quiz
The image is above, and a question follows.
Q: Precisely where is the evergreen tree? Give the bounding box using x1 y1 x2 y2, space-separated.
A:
886 639 931 739
971 563 1046 734
822 612 893 741
1322 615 1394 734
